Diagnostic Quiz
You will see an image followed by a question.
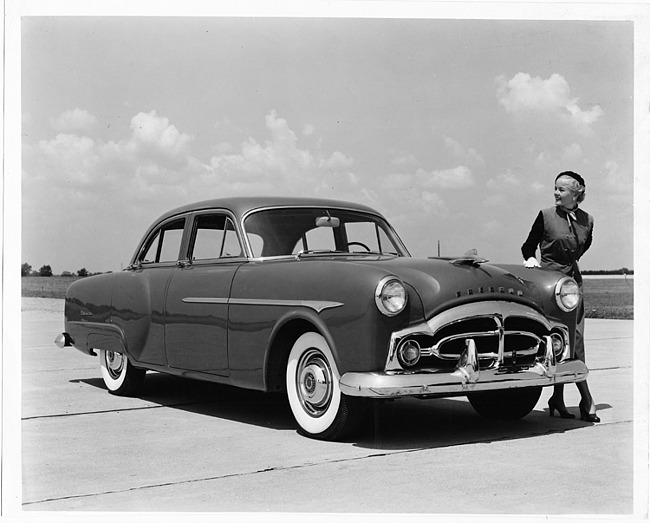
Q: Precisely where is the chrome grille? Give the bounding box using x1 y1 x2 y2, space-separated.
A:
385 301 568 373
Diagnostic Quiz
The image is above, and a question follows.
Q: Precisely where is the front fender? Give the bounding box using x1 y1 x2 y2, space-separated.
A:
227 259 426 389
495 264 580 355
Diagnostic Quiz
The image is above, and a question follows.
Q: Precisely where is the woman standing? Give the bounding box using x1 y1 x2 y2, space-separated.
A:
521 171 599 422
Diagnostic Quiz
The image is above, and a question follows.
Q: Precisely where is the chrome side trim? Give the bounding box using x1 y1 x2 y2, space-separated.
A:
182 297 229 304
182 297 343 314
340 359 588 398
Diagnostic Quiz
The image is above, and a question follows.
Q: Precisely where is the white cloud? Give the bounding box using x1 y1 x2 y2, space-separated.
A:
302 124 315 136
130 111 193 156
201 110 371 203
444 136 485 166
416 165 474 190
382 173 413 190
562 143 583 163
601 160 630 191
443 136 465 157
486 169 521 189
391 153 419 169
37 133 98 185
530 181 546 193
27 110 201 215
207 110 317 185
480 219 503 237
214 142 235 154
483 193 507 206
51 109 97 133
496 73 603 133
321 150 354 169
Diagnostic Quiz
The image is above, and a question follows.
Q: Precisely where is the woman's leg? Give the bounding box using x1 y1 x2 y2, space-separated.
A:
573 291 596 412
576 379 596 413
548 383 575 417
550 384 564 401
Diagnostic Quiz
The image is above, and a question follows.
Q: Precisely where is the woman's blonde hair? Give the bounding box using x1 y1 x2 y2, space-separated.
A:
556 171 586 203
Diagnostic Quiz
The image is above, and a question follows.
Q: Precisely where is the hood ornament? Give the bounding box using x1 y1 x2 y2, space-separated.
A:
449 249 489 267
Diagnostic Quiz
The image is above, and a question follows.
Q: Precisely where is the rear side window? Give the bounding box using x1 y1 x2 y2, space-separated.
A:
190 214 243 260
140 218 186 263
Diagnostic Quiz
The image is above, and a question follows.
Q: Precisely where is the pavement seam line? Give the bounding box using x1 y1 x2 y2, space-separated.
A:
23 419 633 507
21 401 205 421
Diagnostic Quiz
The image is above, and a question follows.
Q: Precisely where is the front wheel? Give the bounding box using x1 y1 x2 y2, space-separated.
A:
468 386 542 420
99 349 146 396
286 332 365 440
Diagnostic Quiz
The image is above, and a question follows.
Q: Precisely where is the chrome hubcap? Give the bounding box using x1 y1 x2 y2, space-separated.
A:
105 351 125 379
297 349 333 417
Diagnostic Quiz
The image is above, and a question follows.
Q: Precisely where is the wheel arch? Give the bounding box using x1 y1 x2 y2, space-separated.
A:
86 326 143 369
88 332 127 354
264 312 338 393
68 321 131 358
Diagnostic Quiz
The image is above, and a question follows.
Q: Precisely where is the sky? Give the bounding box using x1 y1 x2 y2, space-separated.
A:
18 8 642 275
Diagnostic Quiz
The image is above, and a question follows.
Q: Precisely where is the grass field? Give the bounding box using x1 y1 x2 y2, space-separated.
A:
21 276 82 299
582 276 634 320
21 275 634 319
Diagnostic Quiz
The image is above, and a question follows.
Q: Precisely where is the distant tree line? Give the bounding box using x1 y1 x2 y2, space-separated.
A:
21 263 106 278
582 268 633 275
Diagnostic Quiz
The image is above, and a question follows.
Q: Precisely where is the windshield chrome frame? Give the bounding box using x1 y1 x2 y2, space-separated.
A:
240 205 411 261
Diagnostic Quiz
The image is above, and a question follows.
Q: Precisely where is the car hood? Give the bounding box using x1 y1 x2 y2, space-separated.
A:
349 255 552 318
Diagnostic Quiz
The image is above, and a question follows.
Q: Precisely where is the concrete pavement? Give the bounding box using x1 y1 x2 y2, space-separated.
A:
11 298 645 517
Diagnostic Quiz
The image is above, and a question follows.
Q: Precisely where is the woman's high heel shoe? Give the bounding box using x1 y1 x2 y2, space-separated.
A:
579 402 600 423
548 398 575 419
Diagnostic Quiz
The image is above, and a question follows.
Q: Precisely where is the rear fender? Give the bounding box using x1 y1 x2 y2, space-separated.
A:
67 321 128 357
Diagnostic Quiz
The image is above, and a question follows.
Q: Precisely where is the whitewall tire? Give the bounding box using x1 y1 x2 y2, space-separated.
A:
99 349 145 396
286 332 365 440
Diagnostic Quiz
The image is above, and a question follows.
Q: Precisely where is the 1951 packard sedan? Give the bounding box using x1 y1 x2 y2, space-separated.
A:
56 197 588 440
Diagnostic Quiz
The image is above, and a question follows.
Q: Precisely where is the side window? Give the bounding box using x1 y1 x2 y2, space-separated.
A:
191 214 243 260
140 218 185 263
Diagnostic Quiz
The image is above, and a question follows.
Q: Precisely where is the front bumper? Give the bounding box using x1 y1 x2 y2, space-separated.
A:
340 338 588 398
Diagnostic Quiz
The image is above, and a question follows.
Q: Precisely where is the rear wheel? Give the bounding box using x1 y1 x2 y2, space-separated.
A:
286 332 365 440
99 349 146 396
468 386 542 420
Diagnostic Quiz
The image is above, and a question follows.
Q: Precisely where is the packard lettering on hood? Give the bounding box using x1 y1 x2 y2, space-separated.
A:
55 197 586 441
455 286 524 297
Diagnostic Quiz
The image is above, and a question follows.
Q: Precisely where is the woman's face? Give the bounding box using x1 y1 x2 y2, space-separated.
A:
554 176 578 210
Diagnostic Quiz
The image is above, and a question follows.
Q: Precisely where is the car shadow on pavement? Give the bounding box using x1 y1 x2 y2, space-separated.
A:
352 396 605 450
74 372 596 451
74 372 297 431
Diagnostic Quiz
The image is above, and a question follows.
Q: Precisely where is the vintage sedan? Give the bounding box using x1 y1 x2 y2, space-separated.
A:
56 197 588 440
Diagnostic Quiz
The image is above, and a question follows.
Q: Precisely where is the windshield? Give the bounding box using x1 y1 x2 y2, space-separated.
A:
243 208 408 258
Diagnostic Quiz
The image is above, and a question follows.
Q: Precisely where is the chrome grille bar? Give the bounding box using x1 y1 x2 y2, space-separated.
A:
385 301 563 372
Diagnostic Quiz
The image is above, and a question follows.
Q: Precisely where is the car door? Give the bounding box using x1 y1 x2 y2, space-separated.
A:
164 211 245 375
111 215 187 366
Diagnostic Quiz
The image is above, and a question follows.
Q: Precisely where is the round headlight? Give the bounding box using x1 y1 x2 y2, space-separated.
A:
375 277 408 317
555 277 581 312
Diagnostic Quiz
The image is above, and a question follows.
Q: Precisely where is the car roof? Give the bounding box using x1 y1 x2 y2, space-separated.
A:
154 196 383 223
